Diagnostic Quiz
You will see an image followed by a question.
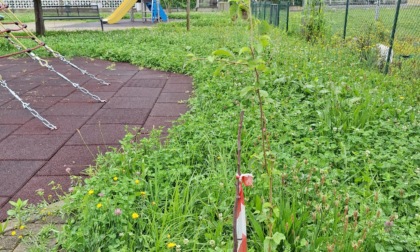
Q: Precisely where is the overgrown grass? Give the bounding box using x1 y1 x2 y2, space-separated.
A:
2 12 419 251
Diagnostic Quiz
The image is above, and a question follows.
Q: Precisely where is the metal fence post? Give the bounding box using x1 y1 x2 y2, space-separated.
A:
384 0 402 74
343 0 350 39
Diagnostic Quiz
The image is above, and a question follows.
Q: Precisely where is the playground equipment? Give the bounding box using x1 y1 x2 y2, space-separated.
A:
0 1 109 130
103 0 167 24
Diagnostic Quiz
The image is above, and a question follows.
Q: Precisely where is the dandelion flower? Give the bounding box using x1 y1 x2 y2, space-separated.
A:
97 203 102 209
113 176 118 181
167 242 176 249
19 225 25 230
11 231 16 236
140 191 146 196
167 234 171 239
18 235 23 239
135 179 140 184
88 189 94 195
132 212 139 219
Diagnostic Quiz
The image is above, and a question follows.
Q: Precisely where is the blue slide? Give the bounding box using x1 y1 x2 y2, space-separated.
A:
145 0 168 22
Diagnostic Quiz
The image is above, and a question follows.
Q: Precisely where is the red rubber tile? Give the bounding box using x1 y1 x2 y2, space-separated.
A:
0 161 45 197
13 116 89 135
162 84 193 93
125 79 167 88
104 97 156 109
9 175 72 207
0 135 71 160
25 86 76 97
0 109 36 125
37 145 116 176
61 92 115 103
43 102 103 116
157 93 190 103
66 124 141 145
132 71 169 79
0 94 12 106
82 80 126 92
3 96 62 109
87 108 149 125
150 103 188 117
100 70 138 76
115 87 162 97
143 117 178 134
0 125 19 141
0 197 8 208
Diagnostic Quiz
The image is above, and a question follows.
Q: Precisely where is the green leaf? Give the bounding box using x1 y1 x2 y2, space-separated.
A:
239 47 252 55
259 35 271 48
259 89 269 98
240 86 255 98
273 232 286 244
212 49 234 58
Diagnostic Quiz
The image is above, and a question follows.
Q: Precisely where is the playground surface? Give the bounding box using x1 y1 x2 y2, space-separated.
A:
0 57 192 221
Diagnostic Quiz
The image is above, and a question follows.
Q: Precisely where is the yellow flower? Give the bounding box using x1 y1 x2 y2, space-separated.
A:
399 96 404 100
97 203 102 209
135 179 140 184
167 234 171 238
140 191 146 196
88 189 94 195
19 225 25 230
167 242 176 249
132 212 139 219
113 176 118 181
18 235 23 239
152 201 156 206
11 231 16 236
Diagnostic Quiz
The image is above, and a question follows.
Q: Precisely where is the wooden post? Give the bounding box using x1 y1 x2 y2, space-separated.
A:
33 0 45 35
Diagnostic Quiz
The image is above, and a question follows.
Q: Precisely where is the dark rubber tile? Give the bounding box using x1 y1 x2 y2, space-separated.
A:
0 135 71 160
0 125 19 141
61 92 115 103
43 102 103 116
25 86 76 97
100 70 138 76
0 109 36 125
66 124 141 145
150 103 188 117
162 84 193 93
82 80 126 92
157 93 190 103
115 87 162 97
104 97 156 109
9 175 72 206
132 71 169 79
0 161 45 197
87 108 149 125
143 117 178 134
13 116 89 135
37 145 116 176
0 197 8 208
125 79 167 88
3 96 62 109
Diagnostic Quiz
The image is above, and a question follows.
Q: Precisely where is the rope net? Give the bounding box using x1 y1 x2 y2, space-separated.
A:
0 1 110 129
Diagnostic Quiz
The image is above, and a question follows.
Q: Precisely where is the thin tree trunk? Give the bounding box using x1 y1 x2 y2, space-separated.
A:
186 0 190 31
33 0 45 35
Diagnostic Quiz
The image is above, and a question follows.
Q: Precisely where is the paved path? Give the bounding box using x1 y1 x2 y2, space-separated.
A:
0 57 192 221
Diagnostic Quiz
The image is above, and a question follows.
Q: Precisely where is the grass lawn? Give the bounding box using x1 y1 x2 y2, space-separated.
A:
1 10 419 252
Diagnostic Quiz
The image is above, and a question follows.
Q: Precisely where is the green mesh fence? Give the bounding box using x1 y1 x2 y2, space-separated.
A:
325 1 420 57
251 1 290 31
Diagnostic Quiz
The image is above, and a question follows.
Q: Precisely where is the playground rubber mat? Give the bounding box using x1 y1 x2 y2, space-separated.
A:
0 57 192 220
